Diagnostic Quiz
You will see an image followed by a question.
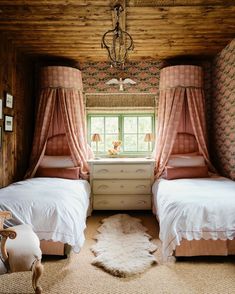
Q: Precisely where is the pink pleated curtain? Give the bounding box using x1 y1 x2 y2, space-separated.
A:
153 65 214 178
26 66 91 180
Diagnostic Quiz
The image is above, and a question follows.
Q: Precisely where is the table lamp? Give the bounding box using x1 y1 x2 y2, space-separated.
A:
144 133 155 158
92 133 101 159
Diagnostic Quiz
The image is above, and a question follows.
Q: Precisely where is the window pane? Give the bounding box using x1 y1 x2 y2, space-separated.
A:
138 134 149 151
91 140 105 153
124 134 137 151
91 117 104 134
138 117 152 133
105 117 119 133
124 117 137 133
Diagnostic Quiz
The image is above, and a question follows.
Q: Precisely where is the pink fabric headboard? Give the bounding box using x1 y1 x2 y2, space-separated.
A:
171 132 199 154
45 134 70 156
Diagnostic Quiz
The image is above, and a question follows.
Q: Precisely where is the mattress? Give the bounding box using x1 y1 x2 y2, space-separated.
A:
0 177 91 253
152 177 235 260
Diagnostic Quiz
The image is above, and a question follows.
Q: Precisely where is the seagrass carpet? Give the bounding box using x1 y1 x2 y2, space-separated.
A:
0 212 235 294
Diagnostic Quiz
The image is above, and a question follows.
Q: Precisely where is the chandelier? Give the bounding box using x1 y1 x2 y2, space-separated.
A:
101 4 134 68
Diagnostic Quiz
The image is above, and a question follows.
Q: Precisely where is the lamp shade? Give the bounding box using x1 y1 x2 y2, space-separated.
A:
92 133 101 142
144 133 155 142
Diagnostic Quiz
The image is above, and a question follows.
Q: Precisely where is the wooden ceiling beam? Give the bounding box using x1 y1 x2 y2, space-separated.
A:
0 20 113 26
0 1 109 6
5 38 235 51
0 26 108 32
128 0 235 6
1 24 235 32
11 37 232 44
0 15 234 28
0 5 110 13
6 30 235 38
127 5 235 16
1 4 235 20
15 44 224 51
0 0 234 6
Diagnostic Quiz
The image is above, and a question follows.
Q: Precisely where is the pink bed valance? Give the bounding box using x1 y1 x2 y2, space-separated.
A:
26 66 91 180
40 66 83 90
153 65 215 178
159 65 203 89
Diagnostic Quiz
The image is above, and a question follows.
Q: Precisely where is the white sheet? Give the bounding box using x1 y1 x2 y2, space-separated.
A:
0 177 91 252
152 177 235 259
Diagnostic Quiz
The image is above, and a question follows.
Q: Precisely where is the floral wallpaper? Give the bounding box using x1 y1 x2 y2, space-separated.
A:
211 38 235 180
81 59 213 125
80 60 166 94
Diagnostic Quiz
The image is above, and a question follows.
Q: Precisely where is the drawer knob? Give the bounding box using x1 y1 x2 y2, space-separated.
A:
136 169 145 173
138 200 147 204
97 185 108 190
120 185 124 188
136 185 146 189
120 169 124 173
98 169 109 174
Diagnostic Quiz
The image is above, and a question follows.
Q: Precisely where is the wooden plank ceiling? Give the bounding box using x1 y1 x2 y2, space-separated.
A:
0 0 235 62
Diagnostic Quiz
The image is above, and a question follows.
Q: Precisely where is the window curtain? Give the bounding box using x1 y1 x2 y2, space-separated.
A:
153 65 214 178
25 66 91 180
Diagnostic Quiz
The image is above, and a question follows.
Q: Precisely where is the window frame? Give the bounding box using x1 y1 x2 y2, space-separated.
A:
87 113 155 157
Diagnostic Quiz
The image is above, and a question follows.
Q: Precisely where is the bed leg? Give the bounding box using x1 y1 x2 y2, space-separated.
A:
32 259 44 294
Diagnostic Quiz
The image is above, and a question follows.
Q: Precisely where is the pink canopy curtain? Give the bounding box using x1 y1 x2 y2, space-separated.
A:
153 65 214 178
26 66 91 180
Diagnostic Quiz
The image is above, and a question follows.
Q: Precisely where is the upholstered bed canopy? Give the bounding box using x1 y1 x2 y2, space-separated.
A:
26 66 91 180
153 65 214 177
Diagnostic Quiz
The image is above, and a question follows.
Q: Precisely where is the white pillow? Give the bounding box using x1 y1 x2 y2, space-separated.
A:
167 155 205 167
40 155 75 168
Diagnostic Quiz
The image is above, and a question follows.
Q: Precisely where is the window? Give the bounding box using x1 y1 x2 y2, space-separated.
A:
87 114 155 155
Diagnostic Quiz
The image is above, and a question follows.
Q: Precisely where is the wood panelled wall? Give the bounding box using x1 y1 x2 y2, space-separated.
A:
0 33 34 188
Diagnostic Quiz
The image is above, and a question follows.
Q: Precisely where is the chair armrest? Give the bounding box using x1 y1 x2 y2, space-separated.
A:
0 211 12 219
0 228 17 261
0 211 12 229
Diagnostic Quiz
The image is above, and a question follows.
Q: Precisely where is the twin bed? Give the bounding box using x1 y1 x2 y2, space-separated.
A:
0 177 91 255
152 176 235 260
152 132 235 259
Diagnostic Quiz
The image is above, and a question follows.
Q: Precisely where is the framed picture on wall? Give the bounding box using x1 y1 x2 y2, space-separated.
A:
5 93 13 109
0 99 2 119
4 115 13 132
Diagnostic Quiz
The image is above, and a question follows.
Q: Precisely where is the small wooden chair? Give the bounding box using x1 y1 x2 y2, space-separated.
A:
0 211 43 293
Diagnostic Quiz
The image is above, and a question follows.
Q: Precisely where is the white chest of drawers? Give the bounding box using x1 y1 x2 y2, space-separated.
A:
88 158 155 210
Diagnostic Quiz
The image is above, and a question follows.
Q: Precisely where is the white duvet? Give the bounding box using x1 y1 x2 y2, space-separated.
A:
152 177 235 259
0 177 91 252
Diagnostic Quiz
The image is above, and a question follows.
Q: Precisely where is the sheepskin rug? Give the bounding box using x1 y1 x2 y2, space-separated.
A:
91 214 157 277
